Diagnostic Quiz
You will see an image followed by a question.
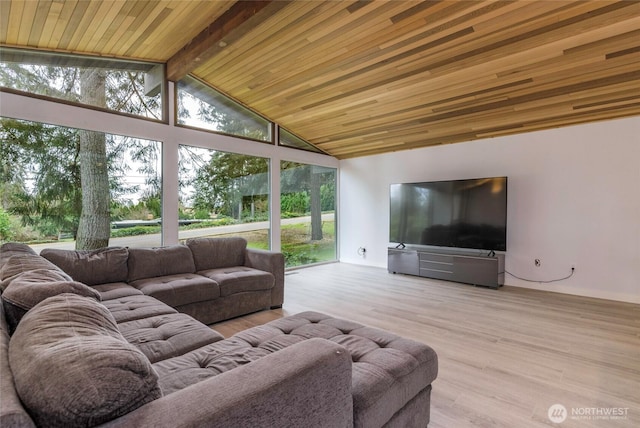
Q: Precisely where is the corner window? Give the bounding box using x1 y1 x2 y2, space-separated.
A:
178 145 270 249
280 161 336 267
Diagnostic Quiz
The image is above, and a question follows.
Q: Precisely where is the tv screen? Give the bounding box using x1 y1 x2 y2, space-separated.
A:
389 177 507 251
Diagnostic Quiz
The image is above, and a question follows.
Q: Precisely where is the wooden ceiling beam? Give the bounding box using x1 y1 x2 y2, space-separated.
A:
166 0 285 82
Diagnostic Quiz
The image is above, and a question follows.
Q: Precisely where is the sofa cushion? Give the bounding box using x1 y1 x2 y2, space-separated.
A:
130 274 220 307
0 253 69 291
0 302 36 428
40 247 129 286
2 269 101 333
0 242 36 267
186 237 247 271
128 245 196 282
92 282 143 300
118 313 225 363
198 266 274 297
153 337 271 395
9 294 162 427
102 294 177 323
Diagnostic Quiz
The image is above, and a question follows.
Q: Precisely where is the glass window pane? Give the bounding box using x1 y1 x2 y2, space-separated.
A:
178 145 270 249
279 127 324 154
280 161 336 267
0 118 162 250
0 47 164 120
177 76 272 142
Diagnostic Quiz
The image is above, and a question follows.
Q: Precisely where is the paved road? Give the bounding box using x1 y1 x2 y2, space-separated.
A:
30 213 334 252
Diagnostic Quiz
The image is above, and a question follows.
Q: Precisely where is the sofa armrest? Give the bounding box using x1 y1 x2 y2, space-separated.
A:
244 248 285 308
99 338 353 428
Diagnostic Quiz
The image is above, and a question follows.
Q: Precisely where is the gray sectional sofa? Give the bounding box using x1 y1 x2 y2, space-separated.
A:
39 236 285 325
0 240 438 427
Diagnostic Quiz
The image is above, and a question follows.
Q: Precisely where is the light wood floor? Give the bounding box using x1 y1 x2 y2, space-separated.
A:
211 263 640 428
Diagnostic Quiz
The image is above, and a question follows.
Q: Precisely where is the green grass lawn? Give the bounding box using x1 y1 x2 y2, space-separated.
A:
215 221 336 267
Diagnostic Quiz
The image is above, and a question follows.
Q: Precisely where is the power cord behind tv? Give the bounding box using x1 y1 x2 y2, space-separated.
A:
501 267 575 284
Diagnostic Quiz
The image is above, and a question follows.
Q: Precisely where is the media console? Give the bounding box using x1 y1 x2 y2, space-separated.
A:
388 247 505 289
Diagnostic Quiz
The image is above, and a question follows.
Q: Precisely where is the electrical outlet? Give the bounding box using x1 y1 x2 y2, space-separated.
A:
534 258 541 267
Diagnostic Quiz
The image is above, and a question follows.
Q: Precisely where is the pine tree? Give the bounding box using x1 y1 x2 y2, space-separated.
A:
75 69 110 249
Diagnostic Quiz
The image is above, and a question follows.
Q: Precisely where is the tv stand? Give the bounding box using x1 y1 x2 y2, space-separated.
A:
388 247 504 289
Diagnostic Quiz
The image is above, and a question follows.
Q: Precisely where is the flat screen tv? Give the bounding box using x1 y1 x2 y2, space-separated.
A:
389 177 507 251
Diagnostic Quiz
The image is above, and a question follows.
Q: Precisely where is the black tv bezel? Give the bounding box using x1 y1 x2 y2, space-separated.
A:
389 176 508 252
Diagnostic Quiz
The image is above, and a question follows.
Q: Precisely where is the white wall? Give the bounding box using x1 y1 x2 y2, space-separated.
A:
339 117 640 303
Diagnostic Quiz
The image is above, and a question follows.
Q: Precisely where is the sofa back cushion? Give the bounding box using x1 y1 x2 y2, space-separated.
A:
40 247 129 286
9 293 162 427
186 237 247 271
0 242 36 267
2 269 101 333
127 245 196 282
0 253 69 291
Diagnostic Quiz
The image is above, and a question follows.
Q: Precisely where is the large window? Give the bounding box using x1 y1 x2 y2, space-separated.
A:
0 47 164 120
280 161 336 267
178 145 270 249
1 49 339 261
0 118 162 250
177 76 272 142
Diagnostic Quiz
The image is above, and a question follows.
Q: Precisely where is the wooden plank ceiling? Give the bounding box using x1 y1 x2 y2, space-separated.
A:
2 1 639 159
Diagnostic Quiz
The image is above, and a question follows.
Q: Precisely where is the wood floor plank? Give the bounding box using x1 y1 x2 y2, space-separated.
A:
210 263 640 427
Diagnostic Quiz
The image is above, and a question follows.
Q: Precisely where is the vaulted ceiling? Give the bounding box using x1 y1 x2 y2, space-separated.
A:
2 1 639 158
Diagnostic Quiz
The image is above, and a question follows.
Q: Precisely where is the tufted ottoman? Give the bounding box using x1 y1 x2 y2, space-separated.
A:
154 311 438 427
235 312 438 427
